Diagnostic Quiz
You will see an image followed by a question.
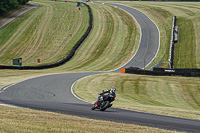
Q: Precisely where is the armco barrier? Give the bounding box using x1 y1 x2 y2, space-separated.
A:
0 3 93 70
122 67 200 77
169 16 176 69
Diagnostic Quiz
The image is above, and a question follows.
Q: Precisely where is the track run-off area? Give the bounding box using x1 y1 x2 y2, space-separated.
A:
1 1 200 132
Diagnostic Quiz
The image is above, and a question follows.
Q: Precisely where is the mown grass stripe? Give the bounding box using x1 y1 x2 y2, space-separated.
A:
0 7 41 60
72 6 114 70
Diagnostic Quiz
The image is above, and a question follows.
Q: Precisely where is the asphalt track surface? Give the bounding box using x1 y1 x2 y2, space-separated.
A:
1 2 200 132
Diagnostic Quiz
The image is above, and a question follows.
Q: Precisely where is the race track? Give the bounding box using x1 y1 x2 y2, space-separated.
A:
1 2 200 132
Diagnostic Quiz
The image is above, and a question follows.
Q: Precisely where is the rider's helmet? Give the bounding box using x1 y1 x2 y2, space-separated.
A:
110 88 116 93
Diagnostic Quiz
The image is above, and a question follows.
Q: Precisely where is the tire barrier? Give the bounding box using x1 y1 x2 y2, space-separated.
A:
121 67 200 77
0 3 93 70
169 16 177 69
154 68 200 77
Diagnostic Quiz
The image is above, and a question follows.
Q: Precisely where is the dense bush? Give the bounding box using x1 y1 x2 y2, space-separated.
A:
0 0 29 15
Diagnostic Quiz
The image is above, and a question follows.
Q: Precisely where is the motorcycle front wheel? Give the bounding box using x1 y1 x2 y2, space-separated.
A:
91 104 96 110
91 106 95 110
100 101 110 111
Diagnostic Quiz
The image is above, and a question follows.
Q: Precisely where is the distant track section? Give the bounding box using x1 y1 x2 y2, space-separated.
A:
108 3 160 69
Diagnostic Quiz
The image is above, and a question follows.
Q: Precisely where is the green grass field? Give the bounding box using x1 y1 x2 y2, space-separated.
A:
0 1 199 132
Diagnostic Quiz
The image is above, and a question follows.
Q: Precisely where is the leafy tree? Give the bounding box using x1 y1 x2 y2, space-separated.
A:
17 0 29 5
17 0 23 5
7 0 19 9
0 0 9 15
22 0 28 5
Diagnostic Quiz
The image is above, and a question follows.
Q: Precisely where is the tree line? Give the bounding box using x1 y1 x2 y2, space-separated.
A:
0 0 30 15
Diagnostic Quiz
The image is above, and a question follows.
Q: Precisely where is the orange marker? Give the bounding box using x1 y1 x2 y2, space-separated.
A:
121 68 125 73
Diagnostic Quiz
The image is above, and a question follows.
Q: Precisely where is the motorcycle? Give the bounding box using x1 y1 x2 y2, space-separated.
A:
91 90 115 111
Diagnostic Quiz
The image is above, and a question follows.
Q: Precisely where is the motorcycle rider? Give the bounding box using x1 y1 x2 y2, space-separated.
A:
100 88 116 98
100 88 116 108
92 88 116 110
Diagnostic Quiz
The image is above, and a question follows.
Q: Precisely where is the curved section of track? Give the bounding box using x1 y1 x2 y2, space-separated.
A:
105 3 160 69
1 3 200 132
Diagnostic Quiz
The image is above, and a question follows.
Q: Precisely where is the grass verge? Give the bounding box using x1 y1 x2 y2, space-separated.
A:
0 105 180 133
174 17 196 68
